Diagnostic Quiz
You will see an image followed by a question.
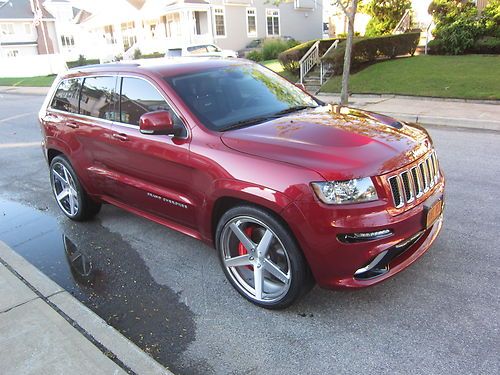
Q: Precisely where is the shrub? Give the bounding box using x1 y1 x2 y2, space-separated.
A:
66 56 100 68
260 39 300 61
133 48 142 60
141 52 165 59
480 0 500 38
436 17 482 54
427 39 445 54
246 50 263 62
428 0 500 54
470 36 500 54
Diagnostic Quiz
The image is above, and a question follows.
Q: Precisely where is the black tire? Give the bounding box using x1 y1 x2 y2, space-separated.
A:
216 205 313 309
49 155 101 221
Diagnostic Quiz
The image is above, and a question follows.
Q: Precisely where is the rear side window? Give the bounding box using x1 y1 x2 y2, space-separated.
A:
50 78 82 113
80 76 118 120
166 48 182 57
187 45 207 54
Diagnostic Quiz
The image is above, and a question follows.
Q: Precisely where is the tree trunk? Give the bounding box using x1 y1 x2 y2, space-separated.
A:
340 0 358 106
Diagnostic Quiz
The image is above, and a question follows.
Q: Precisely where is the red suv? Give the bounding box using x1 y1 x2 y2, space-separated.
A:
39 59 445 309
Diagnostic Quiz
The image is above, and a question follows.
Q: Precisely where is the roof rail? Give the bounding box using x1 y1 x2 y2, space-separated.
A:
68 62 141 71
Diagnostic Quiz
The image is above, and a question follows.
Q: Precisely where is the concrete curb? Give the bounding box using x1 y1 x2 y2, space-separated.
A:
0 241 172 375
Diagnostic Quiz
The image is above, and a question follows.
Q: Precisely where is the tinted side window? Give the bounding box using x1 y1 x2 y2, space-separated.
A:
166 48 182 57
80 76 118 120
187 45 207 54
51 78 82 113
119 77 172 124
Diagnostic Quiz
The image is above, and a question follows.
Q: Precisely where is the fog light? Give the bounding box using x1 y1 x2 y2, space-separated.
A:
338 229 393 243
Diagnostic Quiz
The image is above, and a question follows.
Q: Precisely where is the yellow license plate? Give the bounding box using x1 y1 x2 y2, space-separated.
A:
426 200 443 228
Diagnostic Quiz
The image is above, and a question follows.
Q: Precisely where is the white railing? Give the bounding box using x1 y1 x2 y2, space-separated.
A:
320 39 339 85
424 20 435 55
299 40 320 84
393 9 412 34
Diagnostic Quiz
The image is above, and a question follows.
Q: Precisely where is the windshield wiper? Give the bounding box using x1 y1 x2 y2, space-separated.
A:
219 106 317 132
219 116 275 132
271 105 317 117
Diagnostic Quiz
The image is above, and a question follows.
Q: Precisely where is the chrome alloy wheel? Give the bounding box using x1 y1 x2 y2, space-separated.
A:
51 162 79 217
220 216 291 303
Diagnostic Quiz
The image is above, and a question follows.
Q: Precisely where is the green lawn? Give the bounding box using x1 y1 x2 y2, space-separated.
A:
0 75 56 87
262 59 298 82
321 55 500 100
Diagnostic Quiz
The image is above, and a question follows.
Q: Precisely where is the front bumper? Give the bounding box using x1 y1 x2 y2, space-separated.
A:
281 179 445 289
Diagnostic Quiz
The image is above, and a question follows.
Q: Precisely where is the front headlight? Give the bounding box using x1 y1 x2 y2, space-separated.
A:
311 177 378 205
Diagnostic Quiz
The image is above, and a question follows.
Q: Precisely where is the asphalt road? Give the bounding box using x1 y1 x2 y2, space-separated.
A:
0 93 499 375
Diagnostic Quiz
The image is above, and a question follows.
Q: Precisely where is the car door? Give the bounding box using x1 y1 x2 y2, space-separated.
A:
42 76 117 194
74 75 120 193
104 75 195 228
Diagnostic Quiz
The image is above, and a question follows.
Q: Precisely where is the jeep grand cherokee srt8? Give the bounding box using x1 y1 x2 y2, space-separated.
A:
39 59 445 309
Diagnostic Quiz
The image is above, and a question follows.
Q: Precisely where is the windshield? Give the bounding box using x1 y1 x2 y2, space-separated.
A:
164 64 319 131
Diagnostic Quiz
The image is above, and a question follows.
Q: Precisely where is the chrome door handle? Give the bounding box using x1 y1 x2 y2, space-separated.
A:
112 133 128 141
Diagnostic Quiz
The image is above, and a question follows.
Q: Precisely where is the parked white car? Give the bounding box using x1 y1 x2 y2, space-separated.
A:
166 44 238 58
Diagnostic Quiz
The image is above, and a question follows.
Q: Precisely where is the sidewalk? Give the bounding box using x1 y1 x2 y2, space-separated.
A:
0 241 171 375
316 94 500 132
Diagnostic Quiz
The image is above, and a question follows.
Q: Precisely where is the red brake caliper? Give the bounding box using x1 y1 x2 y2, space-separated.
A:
238 227 254 270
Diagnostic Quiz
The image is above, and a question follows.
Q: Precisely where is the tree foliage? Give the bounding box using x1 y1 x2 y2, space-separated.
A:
362 0 412 36
428 0 500 54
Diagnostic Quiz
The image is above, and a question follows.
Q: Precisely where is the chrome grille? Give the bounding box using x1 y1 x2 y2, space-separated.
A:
388 151 440 209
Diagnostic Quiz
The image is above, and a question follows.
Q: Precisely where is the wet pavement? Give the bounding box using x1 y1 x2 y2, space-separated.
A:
0 198 195 374
1 93 499 374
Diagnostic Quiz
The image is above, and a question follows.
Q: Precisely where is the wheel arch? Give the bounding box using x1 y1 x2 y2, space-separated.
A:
47 148 64 164
210 196 299 257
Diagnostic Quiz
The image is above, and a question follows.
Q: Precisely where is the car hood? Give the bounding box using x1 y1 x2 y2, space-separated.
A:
220 106 432 181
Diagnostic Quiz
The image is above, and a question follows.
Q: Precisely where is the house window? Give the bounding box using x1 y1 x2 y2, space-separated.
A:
6 49 19 58
121 21 137 50
247 8 257 37
266 9 280 36
60 35 75 47
0 23 14 35
214 8 225 37
24 23 32 34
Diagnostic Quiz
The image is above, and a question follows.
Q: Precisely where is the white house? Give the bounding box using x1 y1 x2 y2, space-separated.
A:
71 0 324 61
0 0 58 57
43 0 82 61
0 0 67 76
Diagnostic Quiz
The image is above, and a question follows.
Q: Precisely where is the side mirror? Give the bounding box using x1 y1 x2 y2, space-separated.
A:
295 83 306 91
139 110 177 136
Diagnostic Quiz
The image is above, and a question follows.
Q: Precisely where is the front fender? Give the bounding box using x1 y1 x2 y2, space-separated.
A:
199 179 294 244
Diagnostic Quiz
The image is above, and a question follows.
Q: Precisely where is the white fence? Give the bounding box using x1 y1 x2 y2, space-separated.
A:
0 54 67 78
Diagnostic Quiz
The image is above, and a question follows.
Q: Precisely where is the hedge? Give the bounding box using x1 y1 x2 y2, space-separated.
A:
321 32 420 75
66 58 100 69
470 36 500 54
141 52 165 59
278 33 419 75
278 38 345 73
429 36 500 54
